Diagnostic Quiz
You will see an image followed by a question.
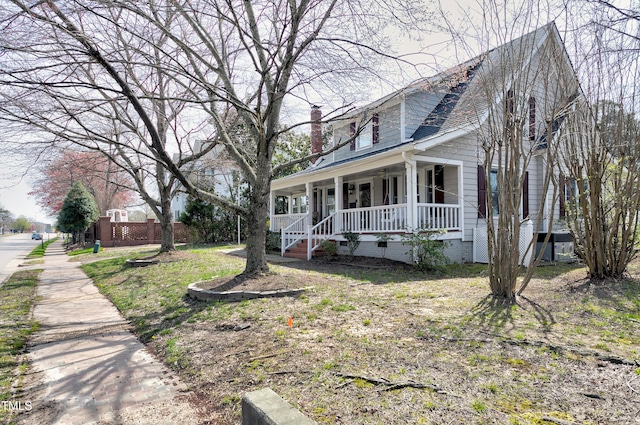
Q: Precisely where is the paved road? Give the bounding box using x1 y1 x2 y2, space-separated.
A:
0 232 48 284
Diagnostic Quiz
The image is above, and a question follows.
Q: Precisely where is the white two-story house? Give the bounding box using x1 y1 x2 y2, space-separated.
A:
269 23 580 263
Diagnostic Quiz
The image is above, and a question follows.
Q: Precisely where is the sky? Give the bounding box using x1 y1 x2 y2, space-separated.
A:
0 0 586 226
0 178 52 224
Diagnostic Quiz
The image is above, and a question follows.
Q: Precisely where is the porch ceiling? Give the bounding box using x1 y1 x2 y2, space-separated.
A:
272 163 408 195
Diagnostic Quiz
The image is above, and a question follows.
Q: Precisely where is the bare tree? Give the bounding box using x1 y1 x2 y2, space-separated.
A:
439 2 580 299
0 1 224 252
0 0 429 277
557 1 640 279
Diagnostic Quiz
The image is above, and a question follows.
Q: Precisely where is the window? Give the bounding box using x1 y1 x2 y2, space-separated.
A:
478 166 529 218
477 166 499 218
402 172 407 203
559 175 577 218
274 196 288 214
350 113 379 151
292 195 308 214
392 176 398 204
426 168 434 204
357 121 372 149
300 195 307 213
382 177 398 205
490 169 499 215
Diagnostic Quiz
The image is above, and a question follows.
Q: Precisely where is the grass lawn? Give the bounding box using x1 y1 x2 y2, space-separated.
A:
0 270 41 424
26 237 59 259
79 245 640 425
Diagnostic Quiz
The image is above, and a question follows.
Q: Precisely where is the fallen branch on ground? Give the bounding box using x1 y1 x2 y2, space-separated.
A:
333 372 448 394
436 336 639 366
539 416 577 425
247 351 286 362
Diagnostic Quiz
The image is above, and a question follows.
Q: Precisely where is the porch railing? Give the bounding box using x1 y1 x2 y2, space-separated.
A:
276 203 461 258
271 213 307 232
280 214 308 255
307 214 336 259
278 213 336 259
338 203 460 233
416 203 460 231
339 204 408 233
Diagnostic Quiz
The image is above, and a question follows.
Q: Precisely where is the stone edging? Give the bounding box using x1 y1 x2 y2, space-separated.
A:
187 281 312 302
125 259 160 267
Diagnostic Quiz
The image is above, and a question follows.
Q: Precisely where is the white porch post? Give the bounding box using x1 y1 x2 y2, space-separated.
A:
458 163 465 241
334 176 343 232
287 195 293 215
269 190 275 231
404 153 417 231
305 182 313 227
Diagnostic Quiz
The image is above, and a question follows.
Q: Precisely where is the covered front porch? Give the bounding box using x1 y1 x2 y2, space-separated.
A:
270 154 465 260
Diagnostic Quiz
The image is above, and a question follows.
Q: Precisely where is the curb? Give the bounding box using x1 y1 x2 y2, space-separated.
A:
187 281 312 302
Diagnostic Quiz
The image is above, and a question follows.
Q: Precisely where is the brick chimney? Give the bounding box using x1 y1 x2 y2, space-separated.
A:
310 105 322 164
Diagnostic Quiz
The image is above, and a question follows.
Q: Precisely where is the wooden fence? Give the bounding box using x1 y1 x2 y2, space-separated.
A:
87 217 190 247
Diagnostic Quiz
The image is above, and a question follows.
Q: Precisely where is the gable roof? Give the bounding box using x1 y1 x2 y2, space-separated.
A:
412 23 568 146
410 60 482 141
274 22 577 184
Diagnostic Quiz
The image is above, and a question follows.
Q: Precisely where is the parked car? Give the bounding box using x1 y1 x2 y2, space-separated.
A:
31 232 42 240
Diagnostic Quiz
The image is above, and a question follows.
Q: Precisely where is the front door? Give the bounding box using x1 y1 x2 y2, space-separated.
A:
313 189 323 224
359 183 371 207
359 182 371 229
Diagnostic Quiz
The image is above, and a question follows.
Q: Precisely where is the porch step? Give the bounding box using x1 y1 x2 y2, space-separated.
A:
283 239 331 259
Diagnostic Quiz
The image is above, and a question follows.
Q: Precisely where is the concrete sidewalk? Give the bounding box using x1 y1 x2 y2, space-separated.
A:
17 240 204 425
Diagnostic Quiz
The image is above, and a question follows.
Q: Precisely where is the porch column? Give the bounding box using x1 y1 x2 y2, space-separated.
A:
305 182 313 227
269 190 275 232
404 153 417 231
334 176 343 232
458 163 465 241
287 195 293 215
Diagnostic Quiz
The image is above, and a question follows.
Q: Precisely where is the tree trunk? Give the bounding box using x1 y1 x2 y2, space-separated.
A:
242 159 271 277
158 195 176 253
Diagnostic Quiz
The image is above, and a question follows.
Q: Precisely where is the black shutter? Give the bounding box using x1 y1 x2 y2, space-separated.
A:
478 164 486 218
372 113 379 144
349 122 356 151
559 174 566 218
523 171 529 219
343 182 349 209
507 89 514 114
529 97 536 141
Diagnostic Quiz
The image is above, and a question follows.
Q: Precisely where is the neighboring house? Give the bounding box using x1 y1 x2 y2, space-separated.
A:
269 23 581 263
172 143 240 221
106 209 128 222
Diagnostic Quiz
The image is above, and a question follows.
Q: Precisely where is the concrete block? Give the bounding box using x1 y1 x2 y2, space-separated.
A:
242 387 316 425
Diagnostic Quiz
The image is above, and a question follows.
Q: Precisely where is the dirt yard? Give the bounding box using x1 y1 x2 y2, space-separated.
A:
81 248 640 424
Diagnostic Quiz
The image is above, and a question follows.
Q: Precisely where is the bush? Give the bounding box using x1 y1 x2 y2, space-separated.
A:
319 240 337 260
265 230 281 253
401 230 449 271
342 231 360 257
180 198 245 243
